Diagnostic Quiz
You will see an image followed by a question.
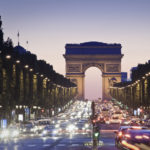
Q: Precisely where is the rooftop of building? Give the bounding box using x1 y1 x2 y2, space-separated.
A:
65 41 122 55
14 44 27 55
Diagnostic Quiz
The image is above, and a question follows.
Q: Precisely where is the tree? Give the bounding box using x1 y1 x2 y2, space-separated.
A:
0 16 4 49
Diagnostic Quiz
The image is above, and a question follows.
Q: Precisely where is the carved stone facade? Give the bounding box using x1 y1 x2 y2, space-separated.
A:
82 63 104 72
64 42 123 100
67 64 81 73
106 64 119 72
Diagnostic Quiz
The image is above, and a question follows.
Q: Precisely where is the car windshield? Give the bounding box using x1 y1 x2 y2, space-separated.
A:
24 124 33 128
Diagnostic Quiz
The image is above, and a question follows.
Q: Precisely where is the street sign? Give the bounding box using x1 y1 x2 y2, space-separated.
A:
1 119 7 128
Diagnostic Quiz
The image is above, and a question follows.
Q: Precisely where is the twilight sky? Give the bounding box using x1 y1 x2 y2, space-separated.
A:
0 0 150 100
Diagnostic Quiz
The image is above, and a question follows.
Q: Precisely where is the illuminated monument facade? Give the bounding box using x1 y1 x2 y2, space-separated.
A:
63 42 124 100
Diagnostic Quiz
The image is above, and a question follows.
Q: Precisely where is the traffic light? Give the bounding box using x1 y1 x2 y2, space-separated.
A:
94 132 99 138
93 125 100 148
93 126 100 140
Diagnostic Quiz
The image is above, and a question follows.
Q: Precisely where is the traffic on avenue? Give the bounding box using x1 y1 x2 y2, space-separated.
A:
0 99 150 150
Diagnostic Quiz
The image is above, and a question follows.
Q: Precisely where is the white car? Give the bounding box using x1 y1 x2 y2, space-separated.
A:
110 117 121 124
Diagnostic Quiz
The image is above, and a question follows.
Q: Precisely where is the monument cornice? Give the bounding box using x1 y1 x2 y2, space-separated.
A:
103 73 122 75
63 54 123 58
66 46 121 48
66 73 85 77
63 54 123 61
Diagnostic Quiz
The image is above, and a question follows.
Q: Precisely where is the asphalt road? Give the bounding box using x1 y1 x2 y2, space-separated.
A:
0 100 121 150
0 125 119 150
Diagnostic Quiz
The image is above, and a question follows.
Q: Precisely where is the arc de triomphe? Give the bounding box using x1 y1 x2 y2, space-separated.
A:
63 42 124 100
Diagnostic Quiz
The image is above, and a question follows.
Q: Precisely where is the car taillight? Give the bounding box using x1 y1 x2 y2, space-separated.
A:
125 134 131 138
121 140 140 150
92 120 96 123
135 135 143 139
131 126 142 129
143 135 149 139
118 131 122 137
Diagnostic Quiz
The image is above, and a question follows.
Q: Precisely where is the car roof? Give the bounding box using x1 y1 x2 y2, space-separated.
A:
127 129 150 134
119 126 131 131
120 126 131 129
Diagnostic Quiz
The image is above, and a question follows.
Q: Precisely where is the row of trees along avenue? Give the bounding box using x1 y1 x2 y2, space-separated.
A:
0 16 77 123
110 62 150 115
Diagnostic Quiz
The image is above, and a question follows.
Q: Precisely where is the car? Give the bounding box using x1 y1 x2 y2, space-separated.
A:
115 126 150 150
66 124 78 134
110 116 121 124
0 127 20 140
122 129 150 150
59 123 68 134
113 111 123 119
130 120 141 126
41 125 60 136
101 108 109 116
0 128 10 140
97 117 105 124
121 119 131 125
114 126 131 148
20 122 38 134
104 116 110 124
75 123 91 134
35 119 51 133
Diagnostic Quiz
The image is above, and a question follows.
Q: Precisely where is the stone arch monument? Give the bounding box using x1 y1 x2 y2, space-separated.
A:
63 42 124 100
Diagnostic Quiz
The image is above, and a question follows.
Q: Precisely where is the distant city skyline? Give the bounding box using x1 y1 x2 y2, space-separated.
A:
0 0 150 99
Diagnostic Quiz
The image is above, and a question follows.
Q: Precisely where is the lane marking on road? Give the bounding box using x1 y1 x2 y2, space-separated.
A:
107 143 115 146
56 144 66 146
71 144 80 146
84 141 104 147
43 144 51 147
27 144 36 147
44 138 64 150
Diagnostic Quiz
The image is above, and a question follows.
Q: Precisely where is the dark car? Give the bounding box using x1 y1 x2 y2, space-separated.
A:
117 128 150 150
115 126 148 148
20 122 38 134
41 125 60 136
114 126 130 147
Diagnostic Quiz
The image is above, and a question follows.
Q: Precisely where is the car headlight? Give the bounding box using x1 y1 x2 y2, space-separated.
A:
42 130 47 135
23 128 26 132
30 128 34 132
0 129 9 138
53 129 58 134
12 130 19 137
55 124 60 128
85 124 89 128
38 126 43 130
67 125 75 132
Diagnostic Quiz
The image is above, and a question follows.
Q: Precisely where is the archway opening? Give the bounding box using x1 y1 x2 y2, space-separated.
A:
85 67 102 101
